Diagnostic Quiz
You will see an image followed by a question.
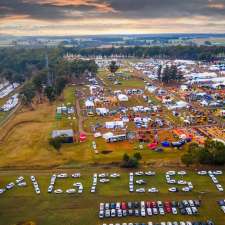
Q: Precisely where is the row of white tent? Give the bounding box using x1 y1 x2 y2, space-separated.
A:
0 83 19 99
0 82 9 91
1 94 19 112
85 94 129 108
105 121 124 129
166 101 189 110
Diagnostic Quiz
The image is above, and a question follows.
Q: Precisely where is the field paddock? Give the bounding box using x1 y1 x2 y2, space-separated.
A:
0 168 224 225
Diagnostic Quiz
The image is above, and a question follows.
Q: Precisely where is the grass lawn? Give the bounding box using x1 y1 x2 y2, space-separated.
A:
0 168 224 225
0 111 9 123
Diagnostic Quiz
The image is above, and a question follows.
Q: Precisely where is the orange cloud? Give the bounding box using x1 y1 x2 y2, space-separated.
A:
208 3 225 9
23 0 115 12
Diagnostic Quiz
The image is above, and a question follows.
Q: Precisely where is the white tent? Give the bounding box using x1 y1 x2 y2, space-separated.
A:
105 121 124 129
96 108 109 115
117 94 128 102
103 132 114 140
85 100 94 108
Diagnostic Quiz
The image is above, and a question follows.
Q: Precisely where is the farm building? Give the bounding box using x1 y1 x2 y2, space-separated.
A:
51 129 74 143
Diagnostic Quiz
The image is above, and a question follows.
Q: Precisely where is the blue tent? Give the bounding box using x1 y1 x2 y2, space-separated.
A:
161 141 170 147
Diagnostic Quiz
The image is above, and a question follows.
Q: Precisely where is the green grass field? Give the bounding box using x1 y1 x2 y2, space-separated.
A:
0 168 224 225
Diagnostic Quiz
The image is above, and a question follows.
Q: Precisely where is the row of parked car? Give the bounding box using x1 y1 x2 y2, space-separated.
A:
99 200 201 219
197 171 223 192
0 176 27 194
101 221 215 225
165 171 193 192
31 176 40 194
129 171 159 193
91 173 121 193
217 199 225 213
48 173 83 194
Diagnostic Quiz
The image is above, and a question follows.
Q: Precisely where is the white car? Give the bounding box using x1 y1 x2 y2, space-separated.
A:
216 184 224 192
30 176 36 182
54 189 63 194
66 189 76 194
221 206 225 213
73 182 82 187
177 180 187 185
135 171 144 176
0 189 5 194
99 178 110 183
48 185 54 193
186 222 192 225
110 173 120 178
57 173 68 178
71 173 80 178
198 170 207 175
136 188 145 193
167 179 176 184
172 207 177 214
35 188 40 194
168 187 178 192
141 208 146 216
159 207 165 215
148 187 159 193
99 203 104 211
147 208 152 216
17 182 27 187
145 171 155 176
78 187 83 193
178 171 186 175
129 185 134 192
98 173 108 178
111 209 116 217
90 186 96 193
182 187 191 192
166 171 176 175
117 209 122 217
6 182 15 190
213 170 223 175
16 176 24 183
136 179 146 184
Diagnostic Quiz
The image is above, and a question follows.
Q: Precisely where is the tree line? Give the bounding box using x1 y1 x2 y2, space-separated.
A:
181 139 225 166
0 48 98 106
64 45 225 61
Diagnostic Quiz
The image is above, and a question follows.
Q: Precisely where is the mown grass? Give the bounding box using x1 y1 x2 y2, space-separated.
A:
0 169 224 225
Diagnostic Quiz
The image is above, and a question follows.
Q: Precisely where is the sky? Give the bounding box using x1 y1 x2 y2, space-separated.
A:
1 0 225 36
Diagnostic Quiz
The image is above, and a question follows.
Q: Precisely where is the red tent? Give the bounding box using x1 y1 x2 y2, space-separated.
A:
79 133 87 142
147 142 157 150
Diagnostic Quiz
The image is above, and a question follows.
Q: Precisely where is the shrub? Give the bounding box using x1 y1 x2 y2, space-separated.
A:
49 137 62 151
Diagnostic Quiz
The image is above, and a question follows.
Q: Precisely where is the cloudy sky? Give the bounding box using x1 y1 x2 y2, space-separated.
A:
1 0 225 36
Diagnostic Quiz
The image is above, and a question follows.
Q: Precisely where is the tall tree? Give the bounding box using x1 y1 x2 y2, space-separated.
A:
108 61 119 74
20 83 35 107
157 65 162 82
44 86 56 103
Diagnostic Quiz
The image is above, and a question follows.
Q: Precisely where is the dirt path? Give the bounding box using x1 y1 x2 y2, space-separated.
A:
75 98 88 135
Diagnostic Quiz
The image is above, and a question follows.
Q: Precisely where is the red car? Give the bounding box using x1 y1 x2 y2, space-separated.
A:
146 201 151 208
121 202 127 210
151 201 157 208
164 201 171 207
165 206 172 213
